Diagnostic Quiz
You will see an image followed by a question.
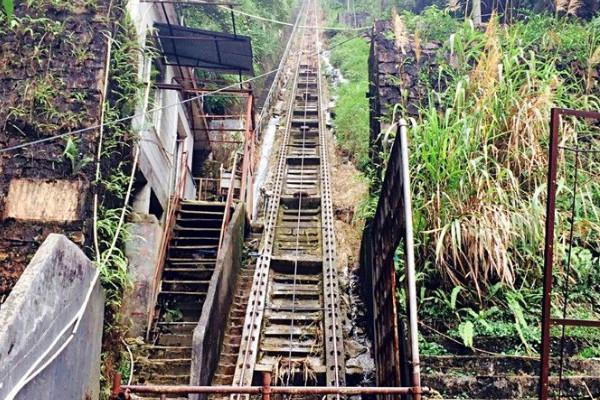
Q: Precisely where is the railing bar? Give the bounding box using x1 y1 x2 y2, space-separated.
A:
120 385 429 395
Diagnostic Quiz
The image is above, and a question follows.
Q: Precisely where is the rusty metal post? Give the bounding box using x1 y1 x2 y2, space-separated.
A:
399 119 422 400
111 373 122 399
262 371 272 400
539 108 561 400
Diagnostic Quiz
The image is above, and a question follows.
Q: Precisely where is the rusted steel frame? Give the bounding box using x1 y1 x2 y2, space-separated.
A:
232 3 307 388
371 152 404 390
146 151 189 340
399 119 422 399
361 117 426 398
120 386 427 395
539 107 600 400
553 108 600 119
193 177 220 201
239 94 255 220
204 114 247 118
111 372 429 397
111 374 122 399
218 152 239 250
155 82 252 95
193 139 243 143
551 318 600 328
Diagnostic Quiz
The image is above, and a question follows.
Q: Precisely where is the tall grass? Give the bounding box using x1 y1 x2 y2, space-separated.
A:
395 12 600 350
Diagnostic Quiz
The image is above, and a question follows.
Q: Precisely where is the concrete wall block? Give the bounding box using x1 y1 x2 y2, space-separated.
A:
190 203 246 396
0 233 104 400
122 214 163 337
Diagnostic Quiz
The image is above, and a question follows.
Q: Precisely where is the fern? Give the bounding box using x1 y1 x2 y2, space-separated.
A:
458 321 475 348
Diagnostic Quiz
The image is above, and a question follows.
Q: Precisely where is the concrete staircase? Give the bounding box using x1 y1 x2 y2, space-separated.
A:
134 201 226 397
209 264 256 395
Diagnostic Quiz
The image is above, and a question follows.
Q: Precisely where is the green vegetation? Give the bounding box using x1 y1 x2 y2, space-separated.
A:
396 12 600 355
94 13 144 399
1 0 13 21
328 4 600 355
328 34 371 170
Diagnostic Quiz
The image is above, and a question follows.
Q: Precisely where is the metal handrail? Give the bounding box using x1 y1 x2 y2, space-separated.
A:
193 177 221 201
111 371 429 399
218 152 239 250
398 118 422 396
145 151 189 340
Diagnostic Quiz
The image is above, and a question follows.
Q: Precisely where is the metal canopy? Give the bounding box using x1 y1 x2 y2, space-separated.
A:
154 22 254 74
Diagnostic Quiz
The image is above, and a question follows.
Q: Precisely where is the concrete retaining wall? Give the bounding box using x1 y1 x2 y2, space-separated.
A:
122 214 162 337
0 234 104 400
368 20 441 182
190 203 246 394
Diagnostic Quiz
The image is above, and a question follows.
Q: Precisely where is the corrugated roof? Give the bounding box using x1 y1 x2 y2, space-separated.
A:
155 22 254 74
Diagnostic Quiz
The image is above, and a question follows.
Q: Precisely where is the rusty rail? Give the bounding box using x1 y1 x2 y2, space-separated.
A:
146 151 189 340
231 0 315 388
193 177 221 201
539 107 600 400
255 1 303 140
218 152 239 250
112 371 428 398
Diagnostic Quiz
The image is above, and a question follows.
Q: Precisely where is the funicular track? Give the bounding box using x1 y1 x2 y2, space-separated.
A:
230 0 346 392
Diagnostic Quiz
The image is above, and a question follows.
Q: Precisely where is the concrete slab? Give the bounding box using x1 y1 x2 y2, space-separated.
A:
0 233 104 400
3 179 84 222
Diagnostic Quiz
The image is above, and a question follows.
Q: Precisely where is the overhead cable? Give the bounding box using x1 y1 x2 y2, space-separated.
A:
217 4 369 31
0 31 364 154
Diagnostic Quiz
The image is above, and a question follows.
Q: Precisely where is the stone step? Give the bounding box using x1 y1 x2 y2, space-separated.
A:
143 345 192 360
156 333 194 347
161 279 211 292
136 357 192 375
422 355 600 376
137 373 191 385
156 321 198 334
423 374 600 399
164 268 214 280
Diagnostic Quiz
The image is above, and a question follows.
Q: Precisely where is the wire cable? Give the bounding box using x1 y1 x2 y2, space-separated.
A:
217 4 369 31
0 31 365 155
557 150 581 399
0 69 273 154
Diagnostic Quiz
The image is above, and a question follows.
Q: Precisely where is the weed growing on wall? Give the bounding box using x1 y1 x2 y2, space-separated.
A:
95 12 145 398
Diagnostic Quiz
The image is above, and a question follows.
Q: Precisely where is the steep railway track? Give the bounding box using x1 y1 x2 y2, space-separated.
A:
229 0 346 391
